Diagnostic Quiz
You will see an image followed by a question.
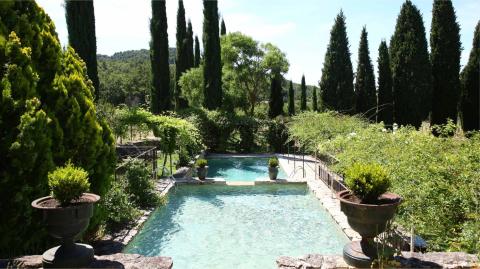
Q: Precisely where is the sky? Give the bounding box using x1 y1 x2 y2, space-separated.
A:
36 0 479 85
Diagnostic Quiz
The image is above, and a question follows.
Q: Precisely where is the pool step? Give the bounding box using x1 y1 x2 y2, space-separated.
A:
226 181 255 186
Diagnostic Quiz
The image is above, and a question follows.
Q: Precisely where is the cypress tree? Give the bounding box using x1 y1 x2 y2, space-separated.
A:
150 0 171 113
390 0 431 127
268 73 284 118
65 0 99 97
194 35 201 67
175 0 188 109
377 41 393 126
186 20 194 70
221 18 227 36
320 11 354 114
288 80 295 116
300 75 307 111
312 86 318 111
354 27 376 117
461 21 480 131
203 0 222 109
430 0 461 126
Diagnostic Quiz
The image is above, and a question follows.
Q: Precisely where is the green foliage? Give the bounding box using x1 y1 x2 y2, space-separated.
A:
288 81 295 115
312 86 318 112
268 157 279 168
344 163 391 203
196 158 208 168
150 0 171 113
432 119 457 137
377 41 393 126
220 18 226 36
354 27 376 118
203 0 222 109
101 178 141 231
194 35 201 67
390 0 431 127
267 116 289 153
186 21 194 70
430 0 461 126
268 73 284 118
300 75 307 111
124 158 160 208
48 163 90 205
461 21 479 131
320 11 354 114
179 66 204 108
175 0 188 109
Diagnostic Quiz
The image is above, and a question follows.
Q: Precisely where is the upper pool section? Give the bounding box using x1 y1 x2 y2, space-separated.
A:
206 156 288 181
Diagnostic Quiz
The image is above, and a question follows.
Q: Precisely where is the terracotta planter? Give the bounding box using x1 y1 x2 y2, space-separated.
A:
31 193 100 268
268 166 279 180
337 190 402 267
197 166 208 180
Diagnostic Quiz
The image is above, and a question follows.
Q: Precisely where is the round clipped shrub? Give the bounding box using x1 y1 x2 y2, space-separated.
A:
48 163 90 205
196 158 208 168
268 157 279 168
344 163 391 203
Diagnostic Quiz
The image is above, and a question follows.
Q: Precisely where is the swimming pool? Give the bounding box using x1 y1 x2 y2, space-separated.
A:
206 157 288 181
124 185 348 269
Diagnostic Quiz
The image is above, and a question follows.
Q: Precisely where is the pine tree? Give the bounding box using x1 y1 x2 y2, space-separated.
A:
320 11 354 114
65 0 99 98
312 86 318 111
175 0 188 109
268 73 284 118
288 80 295 115
354 27 376 117
430 0 461 126
221 18 227 36
186 20 194 69
203 0 222 109
377 41 393 126
461 21 480 131
300 75 307 111
150 0 171 113
390 0 432 127
194 35 201 67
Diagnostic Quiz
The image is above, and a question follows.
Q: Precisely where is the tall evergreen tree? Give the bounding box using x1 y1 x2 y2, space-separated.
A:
288 80 295 116
354 27 376 117
312 86 318 111
461 21 480 131
65 0 99 97
377 41 393 126
194 35 201 67
150 0 171 113
300 75 307 111
221 18 227 36
430 0 461 126
203 0 222 109
175 0 188 109
390 0 431 127
320 11 354 114
186 20 194 69
268 73 284 118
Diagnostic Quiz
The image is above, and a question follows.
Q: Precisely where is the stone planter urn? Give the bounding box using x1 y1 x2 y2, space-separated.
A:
197 166 208 180
268 166 279 180
338 190 402 267
31 193 100 268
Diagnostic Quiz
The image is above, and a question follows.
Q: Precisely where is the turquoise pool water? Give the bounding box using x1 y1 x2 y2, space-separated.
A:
206 157 288 181
124 185 348 269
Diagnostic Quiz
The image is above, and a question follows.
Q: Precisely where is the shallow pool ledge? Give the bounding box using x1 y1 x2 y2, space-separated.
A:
254 179 307 185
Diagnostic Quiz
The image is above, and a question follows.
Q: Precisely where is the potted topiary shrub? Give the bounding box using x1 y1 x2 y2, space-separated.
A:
31 163 100 268
268 157 279 180
196 158 208 180
337 163 402 268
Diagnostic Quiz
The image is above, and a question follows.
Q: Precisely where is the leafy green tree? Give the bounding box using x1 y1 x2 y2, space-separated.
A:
390 0 431 127
320 11 354 114
203 0 222 109
288 80 295 115
377 41 393 126
312 86 318 111
0 1 115 255
194 35 201 67
221 32 289 115
150 0 171 113
186 20 194 70
430 0 461 126
65 0 99 98
461 21 479 131
221 18 226 36
354 27 376 117
268 72 284 118
300 75 307 111
175 0 188 109
179 66 204 108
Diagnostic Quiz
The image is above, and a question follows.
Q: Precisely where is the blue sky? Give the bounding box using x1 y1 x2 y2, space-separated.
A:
36 0 479 85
